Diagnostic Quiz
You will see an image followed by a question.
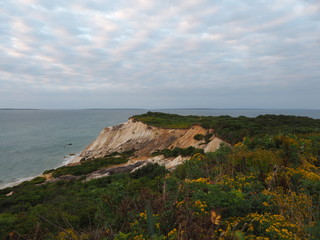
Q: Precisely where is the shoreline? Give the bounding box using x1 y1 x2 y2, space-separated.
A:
0 153 80 190
63 153 79 165
0 176 36 190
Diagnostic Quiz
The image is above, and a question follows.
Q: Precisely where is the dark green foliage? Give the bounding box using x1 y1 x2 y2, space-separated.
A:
0 213 17 238
173 144 231 180
204 133 213 143
173 157 207 180
130 163 167 179
132 111 200 129
191 182 247 217
307 221 320 240
133 112 320 144
146 202 155 236
42 169 54 174
51 156 128 178
29 176 46 184
194 133 213 143
194 133 205 141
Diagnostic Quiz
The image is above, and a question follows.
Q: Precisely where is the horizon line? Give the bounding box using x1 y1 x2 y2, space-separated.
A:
1 107 320 111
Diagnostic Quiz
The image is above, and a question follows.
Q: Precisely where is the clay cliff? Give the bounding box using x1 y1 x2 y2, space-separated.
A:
73 118 225 163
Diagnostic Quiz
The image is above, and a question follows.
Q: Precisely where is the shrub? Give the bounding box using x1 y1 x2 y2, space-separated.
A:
194 134 205 141
42 169 54 174
51 157 128 178
29 176 46 184
0 213 17 239
152 147 204 158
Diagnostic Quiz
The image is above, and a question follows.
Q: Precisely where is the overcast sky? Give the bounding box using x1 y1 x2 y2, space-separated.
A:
0 0 319 109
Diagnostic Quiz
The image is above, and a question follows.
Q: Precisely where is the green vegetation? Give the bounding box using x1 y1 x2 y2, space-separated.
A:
132 112 201 129
1 113 320 239
133 112 320 144
44 151 135 179
29 176 46 184
152 146 204 158
51 156 128 178
193 133 213 143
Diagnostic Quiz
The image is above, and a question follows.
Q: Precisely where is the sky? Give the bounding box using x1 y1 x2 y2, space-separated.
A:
0 0 319 109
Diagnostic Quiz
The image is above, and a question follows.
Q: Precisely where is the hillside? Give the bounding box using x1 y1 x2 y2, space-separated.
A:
0 112 320 239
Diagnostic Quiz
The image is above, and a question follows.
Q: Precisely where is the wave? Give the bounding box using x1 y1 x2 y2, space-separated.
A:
63 153 79 165
0 153 80 190
0 176 36 189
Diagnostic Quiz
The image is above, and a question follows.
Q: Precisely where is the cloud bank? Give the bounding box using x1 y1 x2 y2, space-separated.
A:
1 0 319 108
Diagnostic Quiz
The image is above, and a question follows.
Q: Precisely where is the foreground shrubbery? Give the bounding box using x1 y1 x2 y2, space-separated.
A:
1 113 320 239
1 133 319 239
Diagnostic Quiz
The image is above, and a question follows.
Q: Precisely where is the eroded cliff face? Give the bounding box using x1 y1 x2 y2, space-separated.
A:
73 118 225 163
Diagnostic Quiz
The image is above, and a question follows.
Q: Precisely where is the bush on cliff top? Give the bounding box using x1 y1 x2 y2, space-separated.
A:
133 112 320 144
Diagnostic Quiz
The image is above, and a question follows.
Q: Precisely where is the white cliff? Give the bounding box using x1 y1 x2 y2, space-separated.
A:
72 118 225 165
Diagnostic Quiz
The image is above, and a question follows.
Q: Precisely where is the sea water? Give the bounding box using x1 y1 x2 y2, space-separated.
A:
1 109 320 188
0 109 146 188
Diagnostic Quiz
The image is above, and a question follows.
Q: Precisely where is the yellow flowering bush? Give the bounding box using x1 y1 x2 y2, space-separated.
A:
193 200 209 215
165 228 177 239
217 173 263 194
192 153 205 160
287 166 320 182
234 141 245 148
133 234 146 240
262 188 313 228
217 213 303 240
57 229 88 240
126 210 162 239
189 177 210 184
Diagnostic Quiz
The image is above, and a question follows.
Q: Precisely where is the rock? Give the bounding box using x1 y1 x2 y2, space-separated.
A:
6 191 13 196
204 138 225 152
165 155 189 170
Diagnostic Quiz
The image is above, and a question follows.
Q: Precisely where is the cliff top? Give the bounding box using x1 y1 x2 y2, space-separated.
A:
133 111 320 144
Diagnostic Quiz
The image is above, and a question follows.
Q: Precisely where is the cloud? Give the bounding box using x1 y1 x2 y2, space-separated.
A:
0 0 319 108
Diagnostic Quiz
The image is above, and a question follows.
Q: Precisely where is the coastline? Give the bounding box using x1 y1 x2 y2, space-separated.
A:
2 109 320 190
0 176 36 189
0 153 80 190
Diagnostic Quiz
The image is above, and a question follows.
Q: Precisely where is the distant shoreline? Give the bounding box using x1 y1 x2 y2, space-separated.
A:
0 108 39 110
1 108 320 111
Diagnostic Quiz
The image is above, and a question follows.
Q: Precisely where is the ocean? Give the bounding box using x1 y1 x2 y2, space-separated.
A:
1 109 320 189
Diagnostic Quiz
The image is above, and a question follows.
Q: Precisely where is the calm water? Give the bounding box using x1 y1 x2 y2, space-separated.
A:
1 109 320 188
